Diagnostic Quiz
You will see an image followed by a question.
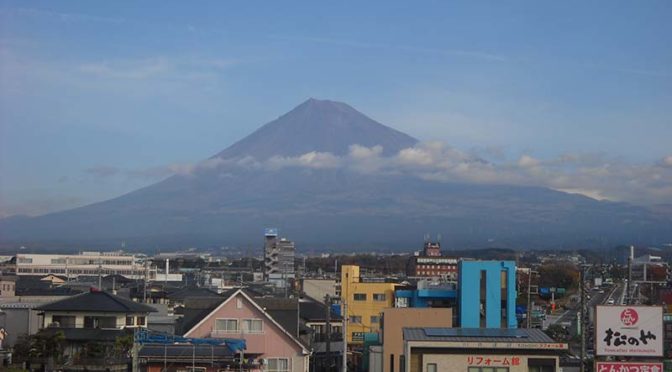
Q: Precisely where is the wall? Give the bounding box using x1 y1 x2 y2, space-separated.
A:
458 260 517 328
382 308 452 372
415 352 558 372
341 266 396 343
42 311 148 329
302 279 336 302
0 307 41 347
184 292 307 372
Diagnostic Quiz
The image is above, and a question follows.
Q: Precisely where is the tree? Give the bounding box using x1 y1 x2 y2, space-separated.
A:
538 262 579 290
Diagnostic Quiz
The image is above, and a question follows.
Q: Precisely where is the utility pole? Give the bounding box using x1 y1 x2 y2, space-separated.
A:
579 267 586 372
626 245 633 305
342 301 348 372
325 295 332 371
526 268 532 328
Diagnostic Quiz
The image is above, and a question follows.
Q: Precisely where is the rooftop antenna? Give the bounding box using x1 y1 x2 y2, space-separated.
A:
437 234 442 243
424 234 430 243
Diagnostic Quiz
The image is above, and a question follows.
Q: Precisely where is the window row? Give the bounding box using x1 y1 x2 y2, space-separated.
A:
214 318 263 333
353 293 387 301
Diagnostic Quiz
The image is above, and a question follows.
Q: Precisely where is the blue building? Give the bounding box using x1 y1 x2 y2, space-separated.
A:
458 260 517 328
394 280 457 308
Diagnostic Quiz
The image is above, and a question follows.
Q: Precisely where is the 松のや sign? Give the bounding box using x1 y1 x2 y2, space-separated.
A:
595 305 663 357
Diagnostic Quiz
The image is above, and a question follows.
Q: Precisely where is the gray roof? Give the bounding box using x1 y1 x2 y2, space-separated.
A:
403 328 557 344
36 289 157 313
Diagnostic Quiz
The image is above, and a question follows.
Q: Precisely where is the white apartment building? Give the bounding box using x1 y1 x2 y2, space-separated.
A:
15 251 146 279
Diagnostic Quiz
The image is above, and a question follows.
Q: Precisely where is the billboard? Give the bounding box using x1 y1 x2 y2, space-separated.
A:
595 362 663 372
595 305 663 357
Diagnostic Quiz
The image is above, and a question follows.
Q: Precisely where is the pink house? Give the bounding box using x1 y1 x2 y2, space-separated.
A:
183 289 309 372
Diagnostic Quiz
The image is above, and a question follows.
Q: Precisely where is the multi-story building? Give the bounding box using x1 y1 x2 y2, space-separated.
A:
406 241 458 279
264 228 296 288
340 265 396 344
458 260 517 329
15 252 146 279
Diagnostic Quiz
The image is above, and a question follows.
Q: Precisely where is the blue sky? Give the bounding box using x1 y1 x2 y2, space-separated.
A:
1 1 671 216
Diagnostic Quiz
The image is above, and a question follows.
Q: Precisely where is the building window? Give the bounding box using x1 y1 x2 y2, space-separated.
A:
426 364 437 372
370 315 380 324
353 293 367 301
373 293 386 301
468 368 508 372
51 315 76 328
17 257 33 264
136 316 146 326
215 318 239 332
236 298 243 309
349 316 362 324
242 319 263 333
267 358 289 372
126 316 134 326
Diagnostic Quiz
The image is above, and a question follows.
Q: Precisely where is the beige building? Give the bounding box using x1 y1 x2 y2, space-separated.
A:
301 278 336 301
403 328 567 372
0 276 17 297
382 308 453 372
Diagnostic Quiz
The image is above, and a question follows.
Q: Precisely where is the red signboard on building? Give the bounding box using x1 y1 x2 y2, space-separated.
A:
595 362 663 372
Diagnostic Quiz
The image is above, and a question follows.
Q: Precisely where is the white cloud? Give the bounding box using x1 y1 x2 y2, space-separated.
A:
517 154 541 168
82 143 672 206
662 155 672 168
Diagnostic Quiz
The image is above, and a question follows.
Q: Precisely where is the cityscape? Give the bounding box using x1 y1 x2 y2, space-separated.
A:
1 2 671 372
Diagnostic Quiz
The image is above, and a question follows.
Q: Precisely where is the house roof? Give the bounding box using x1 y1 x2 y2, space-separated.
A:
36 289 157 313
403 327 559 344
168 287 222 301
183 289 308 354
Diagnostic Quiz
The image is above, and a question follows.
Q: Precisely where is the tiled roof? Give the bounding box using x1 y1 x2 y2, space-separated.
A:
36 289 157 313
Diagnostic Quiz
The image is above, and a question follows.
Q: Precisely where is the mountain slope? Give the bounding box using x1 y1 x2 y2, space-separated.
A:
1 99 670 251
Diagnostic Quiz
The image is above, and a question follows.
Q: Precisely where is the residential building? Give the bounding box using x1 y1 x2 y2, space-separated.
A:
36 288 157 330
15 252 146 279
264 228 296 288
0 276 16 297
458 260 517 328
340 265 396 344
402 327 567 372
381 308 453 372
182 288 310 372
33 288 156 369
406 241 458 279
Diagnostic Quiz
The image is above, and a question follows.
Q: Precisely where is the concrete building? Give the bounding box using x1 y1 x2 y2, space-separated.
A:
394 279 457 309
340 265 396 344
0 302 42 347
301 278 337 302
15 251 145 279
0 276 16 297
402 327 567 372
381 308 453 372
458 260 517 328
406 241 458 279
264 228 296 288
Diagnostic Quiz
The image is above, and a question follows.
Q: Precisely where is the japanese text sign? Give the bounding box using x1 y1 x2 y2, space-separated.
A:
595 305 663 356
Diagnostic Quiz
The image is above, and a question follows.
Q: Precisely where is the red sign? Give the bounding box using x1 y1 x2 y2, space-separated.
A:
467 356 521 367
620 308 639 326
596 362 663 372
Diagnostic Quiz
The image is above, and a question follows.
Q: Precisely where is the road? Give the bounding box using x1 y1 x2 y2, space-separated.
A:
546 282 621 328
